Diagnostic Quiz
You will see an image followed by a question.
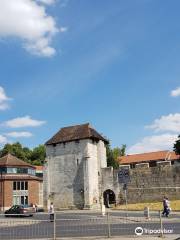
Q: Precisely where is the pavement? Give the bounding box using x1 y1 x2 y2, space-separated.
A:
66 237 180 240
57 236 180 240
27 236 180 240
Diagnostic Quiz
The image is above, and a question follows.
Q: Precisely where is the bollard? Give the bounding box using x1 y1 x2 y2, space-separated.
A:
159 210 164 238
144 207 150 219
54 211 56 240
107 210 111 238
101 204 106 216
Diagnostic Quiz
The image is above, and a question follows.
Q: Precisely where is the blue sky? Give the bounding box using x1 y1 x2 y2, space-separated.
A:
0 0 180 154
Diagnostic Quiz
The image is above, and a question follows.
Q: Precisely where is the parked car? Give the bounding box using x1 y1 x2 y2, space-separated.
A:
4 205 35 217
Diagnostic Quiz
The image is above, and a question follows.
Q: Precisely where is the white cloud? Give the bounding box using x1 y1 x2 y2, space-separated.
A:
0 0 60 57
3 116 46 128
37 0 55 4
171 87 180 97
5 131 33 138
0 135 7 144
60 27 68 32
127 134 178 154
0 86 11 110
145 113 180 133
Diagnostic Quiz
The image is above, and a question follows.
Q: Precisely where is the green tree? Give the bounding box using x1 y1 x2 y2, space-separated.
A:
0 142 27 161
0 142 46 166
106 143 126 169
23 147 32 163
120 144 126 156
106 143 116 168
174 135 180 155
30 145 46 165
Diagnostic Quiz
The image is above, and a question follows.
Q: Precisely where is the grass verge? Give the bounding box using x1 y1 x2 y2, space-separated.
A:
114 200 180 211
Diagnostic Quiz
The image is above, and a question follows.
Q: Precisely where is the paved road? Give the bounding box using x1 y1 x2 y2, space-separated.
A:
0 211 179 239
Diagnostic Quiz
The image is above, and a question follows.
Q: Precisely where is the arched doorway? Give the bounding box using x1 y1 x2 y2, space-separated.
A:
103 189 116 208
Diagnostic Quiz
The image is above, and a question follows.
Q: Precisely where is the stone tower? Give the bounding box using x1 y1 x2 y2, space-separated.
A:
43 123 108 209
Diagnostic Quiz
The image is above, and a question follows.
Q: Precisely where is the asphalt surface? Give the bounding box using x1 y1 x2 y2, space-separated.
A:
0 211 179 239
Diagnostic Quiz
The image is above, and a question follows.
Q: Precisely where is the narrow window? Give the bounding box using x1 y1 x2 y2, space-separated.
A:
21 182 24 190
77 159 79 166
13 182 16 190
25 181 28 190
17 182 20 190
25 196 28 205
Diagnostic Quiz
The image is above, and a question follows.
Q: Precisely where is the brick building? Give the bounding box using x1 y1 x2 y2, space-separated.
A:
118 150 180 168
0 153 43 211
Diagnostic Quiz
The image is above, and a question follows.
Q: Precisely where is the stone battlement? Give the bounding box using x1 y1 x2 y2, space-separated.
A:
101 164 180 204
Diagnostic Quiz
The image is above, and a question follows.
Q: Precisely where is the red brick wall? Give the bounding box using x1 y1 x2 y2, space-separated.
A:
28 181 40 206
4 181 13 207
0 179 42 210
0 180 13 209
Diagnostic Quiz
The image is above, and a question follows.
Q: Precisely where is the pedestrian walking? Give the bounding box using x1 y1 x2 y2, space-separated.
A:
49 202 54 222
162 197 171 217
32 203 38 212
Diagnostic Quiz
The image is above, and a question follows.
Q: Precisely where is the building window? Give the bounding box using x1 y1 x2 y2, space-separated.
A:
0 167 6 173
25 182 28 190
77 159 79 165
17 168 28 174
92 139 98 144
13 196 28 205
6 167 35 174
13 182 16 190
21 182 24 190
7 168 17 173
13 181 28 191
17 182 20 190
28 168 35 175
36 172 43 178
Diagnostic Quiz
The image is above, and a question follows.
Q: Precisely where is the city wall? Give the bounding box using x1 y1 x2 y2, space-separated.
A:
101 162 180 204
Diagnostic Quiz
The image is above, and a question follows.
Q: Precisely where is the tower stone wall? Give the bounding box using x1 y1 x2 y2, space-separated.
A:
44 138 107 209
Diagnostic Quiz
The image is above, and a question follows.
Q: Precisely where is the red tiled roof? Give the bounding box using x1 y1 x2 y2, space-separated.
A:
46 123 108 145
34 165 43 171
118 151 180 165
0 153 34 168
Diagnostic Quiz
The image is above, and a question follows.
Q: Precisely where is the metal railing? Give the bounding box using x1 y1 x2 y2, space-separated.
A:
0 209 179 239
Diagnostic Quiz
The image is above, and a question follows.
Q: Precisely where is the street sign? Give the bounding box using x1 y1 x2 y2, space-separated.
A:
118 168 130 184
